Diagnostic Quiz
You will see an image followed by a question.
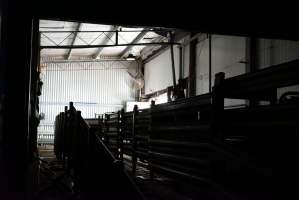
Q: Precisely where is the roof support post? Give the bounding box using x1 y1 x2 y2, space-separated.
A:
209 33 212 93
187 33 198 97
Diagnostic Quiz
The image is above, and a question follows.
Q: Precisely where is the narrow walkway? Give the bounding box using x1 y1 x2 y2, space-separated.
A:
35 145 75 200
35 146 221 200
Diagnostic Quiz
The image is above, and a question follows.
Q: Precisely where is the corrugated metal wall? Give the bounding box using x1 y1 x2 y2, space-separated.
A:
257 39 299 100
143 35 246 106
38 60 136 143
196 35 247 106
144 48 180 94
257 39 299 69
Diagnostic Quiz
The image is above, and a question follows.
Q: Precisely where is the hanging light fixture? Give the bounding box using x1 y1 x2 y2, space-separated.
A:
126 53 136 61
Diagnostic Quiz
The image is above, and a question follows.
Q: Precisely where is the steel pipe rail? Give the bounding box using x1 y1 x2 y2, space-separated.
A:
102 112 122 159
53 59 299 199
220 59 299 102
121 110 133 159
131 106 151 173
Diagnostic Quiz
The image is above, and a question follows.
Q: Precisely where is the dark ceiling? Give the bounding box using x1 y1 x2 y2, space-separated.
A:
7 0 299 40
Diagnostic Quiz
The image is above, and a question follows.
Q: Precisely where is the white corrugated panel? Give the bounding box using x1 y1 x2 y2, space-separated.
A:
257 38 299 69
38 60 137 143
195 35 247 107
257 39 299 100
196 35 246 95
144 48 180 94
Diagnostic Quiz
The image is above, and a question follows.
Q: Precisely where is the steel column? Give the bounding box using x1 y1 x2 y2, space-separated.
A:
170 34 177 88
188 33 197 97
209 33 212 93
179 46 183 79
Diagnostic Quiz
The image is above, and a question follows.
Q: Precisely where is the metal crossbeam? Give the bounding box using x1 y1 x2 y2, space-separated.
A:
66 23 83 60
40 42 180 49
41 33 59 46
93 26 119 59
40 29 170 33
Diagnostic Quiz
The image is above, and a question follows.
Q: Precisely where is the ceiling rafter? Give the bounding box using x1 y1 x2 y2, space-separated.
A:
118 31 148 58
92 25 119 59
66 23 83 60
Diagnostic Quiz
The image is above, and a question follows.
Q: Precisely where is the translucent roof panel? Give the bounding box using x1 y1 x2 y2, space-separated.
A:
40 32 74 46
73 23 113 45
100 46 127 57
40 49 69 57
39 20 77 31
129 31 163 56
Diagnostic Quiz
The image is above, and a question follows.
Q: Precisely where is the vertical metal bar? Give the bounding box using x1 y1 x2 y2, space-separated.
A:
247 37 263 107
149 101 155 180
28 19 40 162
140 62 145 101
63 106 67 168
106 114 110 146
117 111 122 161
250 37 257 73
212 72 225 141
245 37 251 73
120 109 124 163
170 33 177 88
179 46 183 79
115 31 118 45
209 33 212 93
188 33 197 97
132 105 138 173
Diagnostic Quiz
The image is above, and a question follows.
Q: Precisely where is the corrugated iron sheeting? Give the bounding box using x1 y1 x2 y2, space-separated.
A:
257 39 299 69
38 60 137 143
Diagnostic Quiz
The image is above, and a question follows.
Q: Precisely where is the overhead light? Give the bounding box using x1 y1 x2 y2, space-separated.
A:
126 53 136 61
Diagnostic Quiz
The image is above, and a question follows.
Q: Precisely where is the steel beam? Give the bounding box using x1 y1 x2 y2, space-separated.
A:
40 29 170 33
119 31 148 58
93 26 119 59
41 42 180 49
66 23 83 60
170 34 177 88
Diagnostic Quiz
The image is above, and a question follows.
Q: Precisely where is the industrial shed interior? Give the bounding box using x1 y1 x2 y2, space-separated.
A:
1 3 299 200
